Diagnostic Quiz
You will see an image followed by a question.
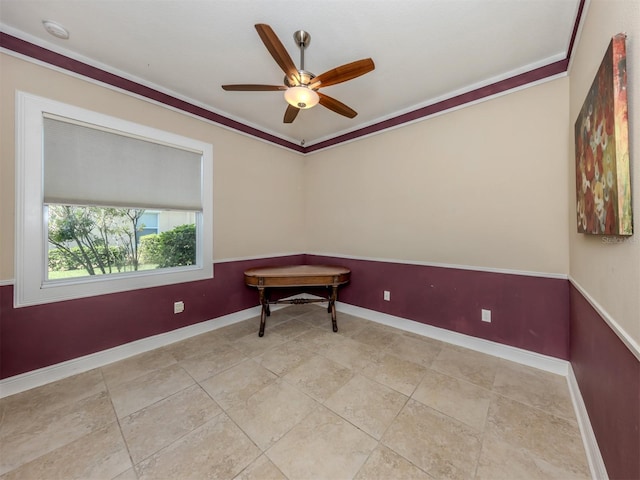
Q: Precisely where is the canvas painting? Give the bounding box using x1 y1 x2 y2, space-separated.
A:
574 33 632 235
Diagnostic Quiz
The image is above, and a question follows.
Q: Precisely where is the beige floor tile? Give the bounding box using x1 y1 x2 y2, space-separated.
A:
257 308 300 329
101 347 177 388
354 444 432 480
412 369 492 431
234 454 287 480
493 360 576 421
119 384 222 464
254 339 316 376
430 344 500 389
231 330 288 358
135 414 260 480
200 359 278 410
0 369 106 422
283 354 353 402
108 364 194 418
298 312 338 332
333 312 374 336
485 395 590 477
216 319 260 341
267 318 316 340
384 333 443 368
2 422 131 480
178 342 247 381
277 303 320 319
361 352 428 396
267 406 377 480
165 329 232 361
296 305 334 327
325 374 408 439
291 327 348 353
113 468 139 480
322 335 384 371
226 379 319 450
346 323 400 349
0 391 115 475
476 432 591 480
382 399 482 480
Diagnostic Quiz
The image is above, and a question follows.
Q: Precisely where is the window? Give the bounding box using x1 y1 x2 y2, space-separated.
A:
15 92 213 307
139 212 160 238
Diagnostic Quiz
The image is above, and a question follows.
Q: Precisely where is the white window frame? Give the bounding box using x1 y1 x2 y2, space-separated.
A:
15 91 213 307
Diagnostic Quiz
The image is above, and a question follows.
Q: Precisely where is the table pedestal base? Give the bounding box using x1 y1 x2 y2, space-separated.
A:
258 286 339 337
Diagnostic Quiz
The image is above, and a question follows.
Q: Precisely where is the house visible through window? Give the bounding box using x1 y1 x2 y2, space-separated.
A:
139 212 160 237
15 92 213 307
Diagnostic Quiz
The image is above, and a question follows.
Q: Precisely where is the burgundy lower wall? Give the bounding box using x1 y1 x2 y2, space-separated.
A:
569 284 640 480
306 255 570 359
0 255 304 379
0 253 573 378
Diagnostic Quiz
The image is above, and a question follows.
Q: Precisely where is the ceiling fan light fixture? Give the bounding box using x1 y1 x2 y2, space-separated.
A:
284 86 319 109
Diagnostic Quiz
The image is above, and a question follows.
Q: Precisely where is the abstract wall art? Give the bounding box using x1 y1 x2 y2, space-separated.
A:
574 33 632 235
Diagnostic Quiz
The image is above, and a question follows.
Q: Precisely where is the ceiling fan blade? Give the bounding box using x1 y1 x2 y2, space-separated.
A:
255 24 300 84
222 84 286 91
311 58 375 89
283 104 300 123
318 92 357 118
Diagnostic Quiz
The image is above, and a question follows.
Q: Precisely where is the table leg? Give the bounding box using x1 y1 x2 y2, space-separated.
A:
327 286 331 313
330 285 338 332
258 287 267 337
265 290 271 317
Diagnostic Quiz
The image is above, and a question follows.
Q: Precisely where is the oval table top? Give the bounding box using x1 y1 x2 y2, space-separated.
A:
244 264 351 287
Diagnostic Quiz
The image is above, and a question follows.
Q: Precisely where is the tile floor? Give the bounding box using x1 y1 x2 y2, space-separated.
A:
0 305 591 479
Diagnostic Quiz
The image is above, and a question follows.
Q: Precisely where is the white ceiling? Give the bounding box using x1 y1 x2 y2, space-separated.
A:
0 0 581 147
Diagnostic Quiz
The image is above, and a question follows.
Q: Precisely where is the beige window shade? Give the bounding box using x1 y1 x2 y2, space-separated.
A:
43 117 203 210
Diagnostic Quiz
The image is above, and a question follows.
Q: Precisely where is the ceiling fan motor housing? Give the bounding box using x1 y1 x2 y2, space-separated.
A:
285 70 316 88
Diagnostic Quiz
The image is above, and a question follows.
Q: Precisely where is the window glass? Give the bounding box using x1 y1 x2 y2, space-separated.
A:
47 207 196 281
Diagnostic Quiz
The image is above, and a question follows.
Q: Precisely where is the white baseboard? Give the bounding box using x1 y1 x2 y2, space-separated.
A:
567 365 608 480
0 305 267 398
335 302 569 375
0 295 316 398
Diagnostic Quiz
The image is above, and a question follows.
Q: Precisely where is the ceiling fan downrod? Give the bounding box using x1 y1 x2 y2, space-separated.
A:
293 30 311 71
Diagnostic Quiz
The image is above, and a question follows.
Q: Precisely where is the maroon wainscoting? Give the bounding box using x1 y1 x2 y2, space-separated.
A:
570 284 640 480
0 252 573 379
306 255 570 359
0 255 303 379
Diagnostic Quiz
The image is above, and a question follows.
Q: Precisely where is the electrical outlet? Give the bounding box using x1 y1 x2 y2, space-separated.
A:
174 301 185 314
481 309 491 323
383 290 391 301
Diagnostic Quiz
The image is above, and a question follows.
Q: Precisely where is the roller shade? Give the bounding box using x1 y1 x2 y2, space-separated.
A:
43 116 203 210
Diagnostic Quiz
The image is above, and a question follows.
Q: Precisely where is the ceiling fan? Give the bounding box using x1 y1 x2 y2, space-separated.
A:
222 24 375 124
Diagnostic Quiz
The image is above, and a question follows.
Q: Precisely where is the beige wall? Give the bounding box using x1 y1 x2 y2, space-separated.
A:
0 53 306 280
568 0 640 344
305 78 571 275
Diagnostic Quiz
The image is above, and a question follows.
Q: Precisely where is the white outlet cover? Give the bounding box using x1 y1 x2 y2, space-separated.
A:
481 309 491 322
383 291 391 301
174 301 185 314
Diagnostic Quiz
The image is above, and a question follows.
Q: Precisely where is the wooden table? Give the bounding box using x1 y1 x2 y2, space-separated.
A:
244 265 351 336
